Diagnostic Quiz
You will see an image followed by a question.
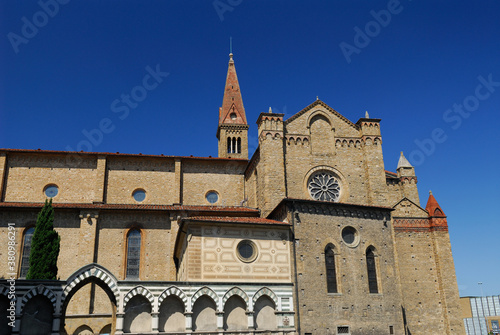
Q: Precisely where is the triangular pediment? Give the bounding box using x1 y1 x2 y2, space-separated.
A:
220 103 246 125
392 197 428 218
284 100 359 137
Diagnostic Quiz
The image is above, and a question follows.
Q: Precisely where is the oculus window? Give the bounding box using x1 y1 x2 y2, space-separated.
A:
237 240 257 263
307 171 340 202
132 189 146 202
44 185 58 198
206 191 219 204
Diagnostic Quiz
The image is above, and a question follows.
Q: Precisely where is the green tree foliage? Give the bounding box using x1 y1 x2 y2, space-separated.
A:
26 199 60 280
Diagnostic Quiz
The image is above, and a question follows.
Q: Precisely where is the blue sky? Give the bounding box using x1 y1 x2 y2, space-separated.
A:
1 1 499 296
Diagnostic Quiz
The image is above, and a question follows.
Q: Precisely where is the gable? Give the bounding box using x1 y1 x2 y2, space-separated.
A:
392 197 428 218
284 100 360 137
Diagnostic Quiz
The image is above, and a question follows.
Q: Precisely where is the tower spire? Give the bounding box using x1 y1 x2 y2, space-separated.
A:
217 53 249 159
218 53 247 125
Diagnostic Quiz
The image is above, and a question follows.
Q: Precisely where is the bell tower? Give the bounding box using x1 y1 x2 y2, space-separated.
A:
217 53 249 159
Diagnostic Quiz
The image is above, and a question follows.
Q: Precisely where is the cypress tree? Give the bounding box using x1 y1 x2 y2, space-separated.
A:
26 198 60 280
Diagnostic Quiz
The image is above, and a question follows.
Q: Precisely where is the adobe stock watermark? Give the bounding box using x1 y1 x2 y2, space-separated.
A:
7 0 70 54
408 74 499 166
65 64 169 166
6 223 17 329
339 0 410 64
213 0 242 21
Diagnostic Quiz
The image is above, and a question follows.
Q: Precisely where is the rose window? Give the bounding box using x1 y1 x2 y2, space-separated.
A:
308 171 341 202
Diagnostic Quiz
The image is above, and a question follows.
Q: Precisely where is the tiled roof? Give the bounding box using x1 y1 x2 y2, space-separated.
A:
0 148 248 162
385 170 398 177
184 216 290 226
0 202 259 213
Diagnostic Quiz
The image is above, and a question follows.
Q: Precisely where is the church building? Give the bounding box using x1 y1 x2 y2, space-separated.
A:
0 53 465 335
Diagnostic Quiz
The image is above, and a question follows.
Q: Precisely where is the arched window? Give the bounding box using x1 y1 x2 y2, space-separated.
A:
325 244 337 293
237 137 241 153
126 230 141 279
366 247 378 293
227 137 232 154
232 137 237 154
20 227 35 278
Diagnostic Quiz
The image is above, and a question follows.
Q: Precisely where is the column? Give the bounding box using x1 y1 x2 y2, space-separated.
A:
115 312 124 335
185 312 193 332
216 311 224 331
51 314 61 335
246 310 255 329
151 312 159 333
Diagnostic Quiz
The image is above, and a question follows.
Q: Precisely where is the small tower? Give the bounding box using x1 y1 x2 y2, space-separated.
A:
217 53 249 159
397 151 420 205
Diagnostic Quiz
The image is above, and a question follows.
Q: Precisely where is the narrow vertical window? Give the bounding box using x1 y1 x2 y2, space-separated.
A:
126 230 141 279
227 137 232 153
20 227 35 278
366 247 378 293
237 137 241 153
232 137 237 154
325 245 337 293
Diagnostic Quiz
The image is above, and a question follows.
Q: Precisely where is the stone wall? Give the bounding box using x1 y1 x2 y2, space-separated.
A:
281 201 405 335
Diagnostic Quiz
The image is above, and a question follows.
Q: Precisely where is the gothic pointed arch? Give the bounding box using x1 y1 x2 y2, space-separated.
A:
123 286 155 308
62 263 119 306
222 287 249 307
158 286 188 308
191 287 219 311
19 284 57 313
252 287 278 310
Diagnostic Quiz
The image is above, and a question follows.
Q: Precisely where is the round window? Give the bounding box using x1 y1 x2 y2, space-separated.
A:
230 113 237 120
307 171 341 202
341 226 359 246
44 185 58 198
206 191 219 204
132 189 146 202
237 240 257 262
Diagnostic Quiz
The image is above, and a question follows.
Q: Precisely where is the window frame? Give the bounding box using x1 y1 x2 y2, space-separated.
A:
19 226 35 278
324 244 338 294
366 246 379 294
125 229 142 280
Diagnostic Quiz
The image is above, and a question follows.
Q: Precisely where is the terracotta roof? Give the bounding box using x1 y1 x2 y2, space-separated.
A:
219 53 247 125
0 148 248 162
284 99 357 129
385 170 397 176
184 216 290 226
0 202 259 213
425 191 446 217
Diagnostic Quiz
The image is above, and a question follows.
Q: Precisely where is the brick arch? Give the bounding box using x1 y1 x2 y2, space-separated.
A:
324 242 339 253
123 286 154 307
222 287 249 308
191 287 219 310
364 244 378 256
158 286 187 308
252 287 278 310
20 285 57 312
62 263 119 306
306 110 333 129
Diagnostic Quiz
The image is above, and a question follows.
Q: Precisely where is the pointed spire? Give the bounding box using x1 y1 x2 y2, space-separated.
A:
426 190 446 217
269 107 273 113
219 53 247 125
365 111 370 118
397 151 413 169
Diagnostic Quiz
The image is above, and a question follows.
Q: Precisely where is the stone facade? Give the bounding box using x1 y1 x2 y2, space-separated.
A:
0 54 464 335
